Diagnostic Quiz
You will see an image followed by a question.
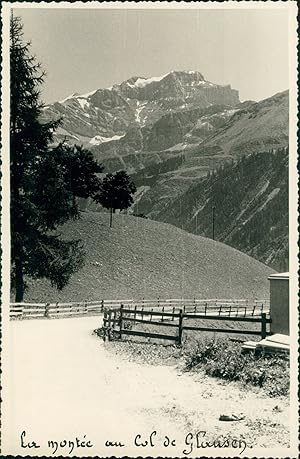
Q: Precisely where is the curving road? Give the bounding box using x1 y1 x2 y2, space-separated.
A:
2 316 290 457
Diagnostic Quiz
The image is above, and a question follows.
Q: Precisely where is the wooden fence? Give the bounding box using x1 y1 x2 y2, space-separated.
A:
115 298 269 314
120 300 269 318
9 299 132 320
102 304 272 345
10 298 270 321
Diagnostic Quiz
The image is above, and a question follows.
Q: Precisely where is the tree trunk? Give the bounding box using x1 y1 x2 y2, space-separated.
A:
109 207 113 228
15 256 24 302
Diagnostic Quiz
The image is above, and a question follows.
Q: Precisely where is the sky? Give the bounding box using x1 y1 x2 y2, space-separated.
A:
14 6 289 104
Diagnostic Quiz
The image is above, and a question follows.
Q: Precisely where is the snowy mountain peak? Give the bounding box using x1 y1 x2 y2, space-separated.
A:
57 70 218 107
43 70 240 147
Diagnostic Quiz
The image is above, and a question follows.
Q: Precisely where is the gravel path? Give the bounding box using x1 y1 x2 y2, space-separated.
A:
3 316 290 457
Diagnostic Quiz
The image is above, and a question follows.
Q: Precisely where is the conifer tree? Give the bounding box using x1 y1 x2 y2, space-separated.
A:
10 15 103 301
94 170 136 227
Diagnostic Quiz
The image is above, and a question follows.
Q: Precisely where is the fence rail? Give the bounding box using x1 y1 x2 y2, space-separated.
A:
10 298 270 321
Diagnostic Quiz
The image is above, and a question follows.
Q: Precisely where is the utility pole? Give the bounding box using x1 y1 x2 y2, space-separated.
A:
212 205 215 240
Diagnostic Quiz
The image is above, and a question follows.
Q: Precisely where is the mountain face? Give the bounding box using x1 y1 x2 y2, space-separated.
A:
128 90 289 218
145 148 288 272
41 70 240 148
42 73 288 182
42 71 289 270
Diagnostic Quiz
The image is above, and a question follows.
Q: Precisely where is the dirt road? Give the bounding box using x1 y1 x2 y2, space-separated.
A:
3 316 290 457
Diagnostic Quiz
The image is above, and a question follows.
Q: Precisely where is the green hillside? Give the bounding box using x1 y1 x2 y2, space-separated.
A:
24 212 274 303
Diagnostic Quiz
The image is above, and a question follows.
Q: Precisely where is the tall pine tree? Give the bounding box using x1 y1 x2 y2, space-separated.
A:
10 15 103 301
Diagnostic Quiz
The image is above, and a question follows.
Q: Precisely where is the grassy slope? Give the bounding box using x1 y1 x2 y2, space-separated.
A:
25 212 275 302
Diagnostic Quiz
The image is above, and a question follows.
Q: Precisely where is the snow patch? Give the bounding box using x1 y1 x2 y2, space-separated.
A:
135 102 147 124
80 89 97 99
59 93 79 104
59 89 97 105
166 142 187 152
77 98 90 110
89 134 125 145
127 73 168 89
189 80 217 88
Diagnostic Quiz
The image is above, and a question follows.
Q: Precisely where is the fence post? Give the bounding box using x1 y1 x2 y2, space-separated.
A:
44 303 50 318
177 309 183 346
204 302 207 316
107 310 112 341
101 299 104 313
161 306 165 322
119 304 123 340
172 306 175 321
229 305 231 317
261 313 267 339
134 305 137 324
103 310 107 342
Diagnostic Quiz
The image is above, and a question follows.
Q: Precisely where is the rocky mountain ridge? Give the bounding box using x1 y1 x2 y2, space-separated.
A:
41 70 240 148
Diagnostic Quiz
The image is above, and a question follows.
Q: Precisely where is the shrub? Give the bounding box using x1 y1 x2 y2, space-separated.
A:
184 336 289 396
184 335 225 368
